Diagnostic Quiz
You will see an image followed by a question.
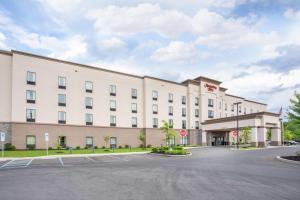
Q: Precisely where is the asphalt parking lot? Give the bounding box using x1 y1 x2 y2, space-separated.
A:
0 146 299 200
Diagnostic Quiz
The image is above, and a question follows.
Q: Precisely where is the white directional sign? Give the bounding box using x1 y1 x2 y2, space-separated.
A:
0 132 5 142
45 132 49 142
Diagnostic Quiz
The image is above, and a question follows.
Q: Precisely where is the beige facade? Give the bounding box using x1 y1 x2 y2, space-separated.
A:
0 49 281 149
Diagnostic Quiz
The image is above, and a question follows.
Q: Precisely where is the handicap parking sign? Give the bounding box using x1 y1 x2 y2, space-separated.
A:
0 132 5 142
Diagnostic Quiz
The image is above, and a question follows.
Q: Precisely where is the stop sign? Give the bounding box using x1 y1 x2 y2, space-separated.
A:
231 129 238 136
180 130 188 137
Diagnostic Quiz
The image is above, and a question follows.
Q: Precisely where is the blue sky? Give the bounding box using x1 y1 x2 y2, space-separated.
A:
0 0 300 114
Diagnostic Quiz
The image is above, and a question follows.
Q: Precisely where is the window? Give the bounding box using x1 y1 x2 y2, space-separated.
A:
168 106 173 116
225 103 227 111
152 104 158 114
182 120 186 129
195 121 199 129
58 94 66 106
58 111 66 124
27 71 36 85
152 90 158 101
195 109 199 117
86 114 93 125
26 135 36 149
239 105 241 113
250 109 253 113
85 81 93 93
132 117 137 127
110 115 116 126
85 97 93 109
208 110 214 118
153 118 158 128
219 102 221 109
231 104 234 112
131 103 137 113
26 109 36 122
182 96 186 105
110 100 116 111
168 119 173 128
182 107 186 117
168 93 173 103
26 90 36 103
195 97 199 106
244 107 246 114
86 137 93 148
58 76 66 89
110 85 116 96
131 88 137 99
208 99 214 107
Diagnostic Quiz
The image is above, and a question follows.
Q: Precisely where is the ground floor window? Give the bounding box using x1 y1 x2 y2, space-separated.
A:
110 137 117 149
26 135 36 149
86 136 93 148
166 136 175 147
180 136 188 146
58 136 66 148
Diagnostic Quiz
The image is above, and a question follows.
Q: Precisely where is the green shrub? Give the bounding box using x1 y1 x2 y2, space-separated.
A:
124 144 129 148
94 146 98 149
152 146 187 155
139 144 144 148
48 147 53 150
104 149 110 152
151 147 158 153
118 145 123 149
147 144 152 148
4 143 16 151
165 149 187 155
27 144 36 150
84 145 88 149
102 146 106 149
76 146 80 150
174 146 183 150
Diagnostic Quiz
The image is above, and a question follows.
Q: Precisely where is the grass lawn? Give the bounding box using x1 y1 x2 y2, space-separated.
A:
2 148 152 158
240 146 257 150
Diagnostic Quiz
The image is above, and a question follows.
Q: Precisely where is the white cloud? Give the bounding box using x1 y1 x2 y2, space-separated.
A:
0 32 7 49
284 8 300 21
151 41 210 64
97 37 127 53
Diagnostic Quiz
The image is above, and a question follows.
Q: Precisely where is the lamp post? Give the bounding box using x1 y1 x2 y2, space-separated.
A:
233 102 242 149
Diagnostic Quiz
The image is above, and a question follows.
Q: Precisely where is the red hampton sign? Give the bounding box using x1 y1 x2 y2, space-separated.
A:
204 83 217 92
180 130 188 137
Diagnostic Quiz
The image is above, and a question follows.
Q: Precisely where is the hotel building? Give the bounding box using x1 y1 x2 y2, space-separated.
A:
0 50 281 149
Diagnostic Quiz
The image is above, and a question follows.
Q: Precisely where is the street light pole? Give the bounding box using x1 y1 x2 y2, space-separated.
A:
234 102 242 149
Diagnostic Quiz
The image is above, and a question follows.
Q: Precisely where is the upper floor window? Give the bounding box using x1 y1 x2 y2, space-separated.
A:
58 94 66 106
169 119 173 128
152 104 158 114
85 81 93 93
208 110 214 118
131 103 137 113
168 106 173 116
231 104 234 112
182 96 186 105
26 109 36 122
110 85 116 96
131 88 137 99
250 109 253 113
153 118 158 128
182 107 186 117
58 111 66 124
58 76 66 89
225 103 227 111
132 117 137 128
195 97 199 106
239 105 242 113
168 93 173 103
195 109 199 117
110 115 116 126
85 97 93 109
152 90 158 101
182 120 186 129
244 107 246 114
110 100 116 111
208 99 214 107
219 102 221 109
27 71 36 85
85 113 93 125
195 121 199 129
26 90 36 104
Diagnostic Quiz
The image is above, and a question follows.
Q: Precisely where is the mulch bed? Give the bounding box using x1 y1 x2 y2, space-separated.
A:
281 156 300 161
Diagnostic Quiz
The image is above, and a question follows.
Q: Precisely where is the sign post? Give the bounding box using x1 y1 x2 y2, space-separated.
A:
45 132 49 156
1 132 5 158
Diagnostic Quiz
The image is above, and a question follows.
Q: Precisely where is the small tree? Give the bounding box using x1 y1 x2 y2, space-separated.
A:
160 120 176 147
138 131 146 148
103 136 110 148
284 130 293 141
240 126 251 144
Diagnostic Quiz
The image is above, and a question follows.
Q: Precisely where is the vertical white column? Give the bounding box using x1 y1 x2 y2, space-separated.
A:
251 127 258 147
271 128 281 146
201 131 207 146
257 127 267 148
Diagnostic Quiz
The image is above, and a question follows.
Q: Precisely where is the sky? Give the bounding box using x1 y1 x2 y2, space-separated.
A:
0 0 300 114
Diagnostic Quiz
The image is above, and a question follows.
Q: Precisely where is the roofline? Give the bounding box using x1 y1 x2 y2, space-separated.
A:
219 87 228 91
201 112 280 125
193 76 222 85
0 50 12 56
143 76 185 86
181 79 200 86
225 94 244 99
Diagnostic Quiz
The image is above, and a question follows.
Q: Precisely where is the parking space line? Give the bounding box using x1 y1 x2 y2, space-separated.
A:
0 160 15 168
107 155 129 161
129 154 154 160
26 159 34 167
86 156 96 163
58 157 64 166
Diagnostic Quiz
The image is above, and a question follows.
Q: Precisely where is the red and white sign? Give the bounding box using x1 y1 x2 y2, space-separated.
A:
231 129 238 136
204 83 217 92
180 130 188 137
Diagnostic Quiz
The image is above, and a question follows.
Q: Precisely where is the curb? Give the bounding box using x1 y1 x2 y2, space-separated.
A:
149 152 192 157
0 151 151 161
275 156 300 165
230 146 298 151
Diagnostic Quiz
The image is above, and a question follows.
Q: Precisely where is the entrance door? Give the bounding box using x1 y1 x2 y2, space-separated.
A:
213 136 225 146
59 136 66 148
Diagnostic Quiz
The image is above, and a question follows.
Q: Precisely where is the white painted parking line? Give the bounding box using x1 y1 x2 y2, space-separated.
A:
129 154 154 160
106 155 129 162
0 160 15 168
26 159 34 167
58 157 64 166
86 156 96 163
0 159 33 169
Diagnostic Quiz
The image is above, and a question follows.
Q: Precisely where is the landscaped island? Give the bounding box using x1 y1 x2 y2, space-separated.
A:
151 146 189 155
